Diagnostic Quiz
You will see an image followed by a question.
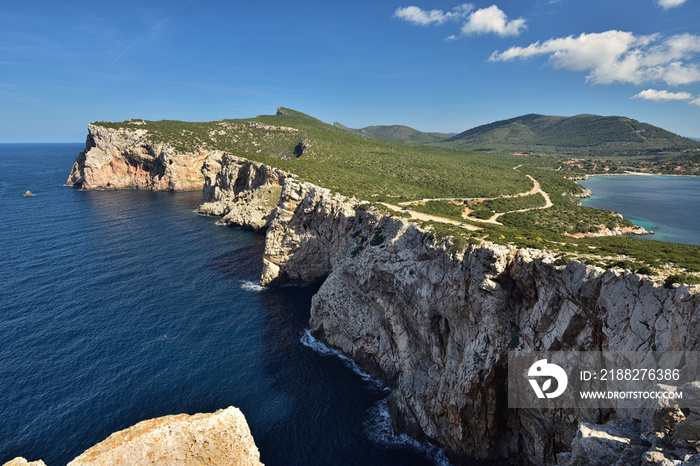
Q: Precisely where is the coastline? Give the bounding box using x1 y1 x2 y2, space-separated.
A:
573 171 699 180
43 126 700 465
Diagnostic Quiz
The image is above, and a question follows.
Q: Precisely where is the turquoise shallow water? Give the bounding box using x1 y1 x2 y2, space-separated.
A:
578 175 700 246
0 144 451 465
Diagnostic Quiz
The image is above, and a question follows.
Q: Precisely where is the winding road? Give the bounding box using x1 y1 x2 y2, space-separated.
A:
486 173 553 223
378 202 481 230
379 165 554 229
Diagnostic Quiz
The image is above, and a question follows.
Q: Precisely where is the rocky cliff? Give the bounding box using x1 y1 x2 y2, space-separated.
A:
4 407 262 466
60 122 700 464
261 179 700 463
199 157 700 464
66 124 208 190
198 152 292 230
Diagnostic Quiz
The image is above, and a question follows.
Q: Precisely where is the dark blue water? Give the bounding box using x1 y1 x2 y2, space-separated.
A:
578 175 700 246
0 144 448 465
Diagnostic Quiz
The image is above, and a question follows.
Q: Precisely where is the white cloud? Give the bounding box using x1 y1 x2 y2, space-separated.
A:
632 88 692 101
489 30 700 86
394 4 525 38
392 4 472 26
457 5 526 37
657 0 687 9
691 97 700 106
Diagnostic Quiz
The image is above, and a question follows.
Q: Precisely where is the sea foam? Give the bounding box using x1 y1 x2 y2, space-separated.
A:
240 280 265 292
363 398 451 466
300 329 386 390
301 329 451 465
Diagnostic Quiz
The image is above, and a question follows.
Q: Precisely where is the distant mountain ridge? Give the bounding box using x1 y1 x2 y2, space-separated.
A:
333 122 451 144
441 113 700 159
337 114 700 159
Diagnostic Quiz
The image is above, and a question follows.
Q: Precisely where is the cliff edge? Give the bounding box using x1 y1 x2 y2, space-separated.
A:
68 406 262 466
200 156 700 464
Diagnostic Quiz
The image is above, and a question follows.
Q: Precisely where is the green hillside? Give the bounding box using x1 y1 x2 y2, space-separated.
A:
97 108 531 201
439 113 700 159
95 107 700 275
334 122 451 144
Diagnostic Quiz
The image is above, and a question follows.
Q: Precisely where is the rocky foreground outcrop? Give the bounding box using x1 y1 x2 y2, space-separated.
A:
3 407 261 466
2 458 46 466
66 124 208 190
198 154 700 465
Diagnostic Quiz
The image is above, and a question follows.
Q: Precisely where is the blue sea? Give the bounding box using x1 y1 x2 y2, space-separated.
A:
0 144 449 466
578 174 700 246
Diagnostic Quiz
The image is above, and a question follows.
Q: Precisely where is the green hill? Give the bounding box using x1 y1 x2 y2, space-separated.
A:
439 113 700 159
95 107 700 273
334 122 451 144
97 108 532 201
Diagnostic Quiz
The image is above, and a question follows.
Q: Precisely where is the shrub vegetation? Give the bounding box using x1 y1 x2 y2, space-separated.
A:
96 108 700 282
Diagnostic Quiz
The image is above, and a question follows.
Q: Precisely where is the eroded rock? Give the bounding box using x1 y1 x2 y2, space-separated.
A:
2 458 46 466
198 152 291 230
67 406 262 466
255 174 700 464
201 152 700 464
66 124 208 191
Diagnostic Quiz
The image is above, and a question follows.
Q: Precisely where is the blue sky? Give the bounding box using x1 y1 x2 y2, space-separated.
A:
2 0 700 142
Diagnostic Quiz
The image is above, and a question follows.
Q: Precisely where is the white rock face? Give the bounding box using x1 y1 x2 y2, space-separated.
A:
559 420 647 466
558 401 700 466
67 407 262 466
253 174 700 464
261 179 358 285
200 154 700 464
66 124 209 191
198 152 291 230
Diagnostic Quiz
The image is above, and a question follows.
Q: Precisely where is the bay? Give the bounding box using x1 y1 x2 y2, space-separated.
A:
578 175 700 246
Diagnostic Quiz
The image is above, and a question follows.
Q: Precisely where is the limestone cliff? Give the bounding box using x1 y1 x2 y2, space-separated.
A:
565 224 650 238
558 381 700 465
61 122 700 463
203 167 700 464
261 180 358 285
257 179 688 462
66 124 208 191
198 152 292 230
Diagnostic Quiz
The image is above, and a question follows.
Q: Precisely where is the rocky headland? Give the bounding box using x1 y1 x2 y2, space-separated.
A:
4 407 262 466
56 127 700 465
66 124 209 191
